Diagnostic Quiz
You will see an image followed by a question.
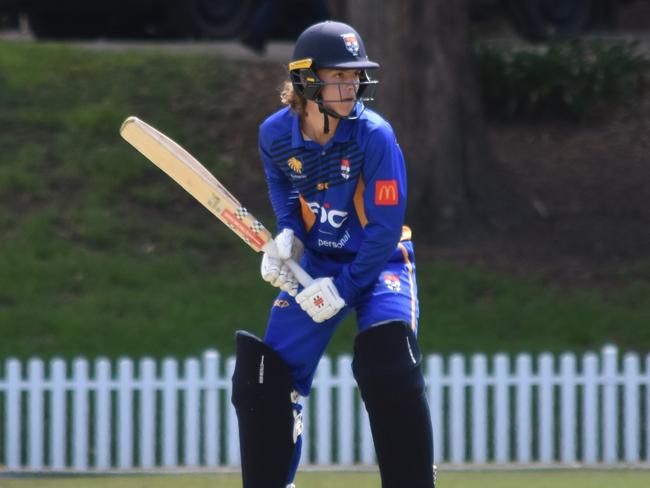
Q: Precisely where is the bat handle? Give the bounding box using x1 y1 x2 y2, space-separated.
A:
284 258 314 288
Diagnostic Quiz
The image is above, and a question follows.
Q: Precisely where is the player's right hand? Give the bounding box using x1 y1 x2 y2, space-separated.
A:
260 228 304 296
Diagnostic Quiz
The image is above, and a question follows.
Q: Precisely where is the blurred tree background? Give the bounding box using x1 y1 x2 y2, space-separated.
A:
349 0 516 233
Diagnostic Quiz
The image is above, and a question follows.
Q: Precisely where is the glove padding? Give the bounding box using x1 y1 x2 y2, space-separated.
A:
261 228 304 297
295 277 345 323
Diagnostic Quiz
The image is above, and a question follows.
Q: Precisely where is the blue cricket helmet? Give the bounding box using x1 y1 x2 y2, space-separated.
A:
288 21 379 120
291 20 379 71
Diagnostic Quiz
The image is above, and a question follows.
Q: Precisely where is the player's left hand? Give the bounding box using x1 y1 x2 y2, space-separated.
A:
295 277 345 323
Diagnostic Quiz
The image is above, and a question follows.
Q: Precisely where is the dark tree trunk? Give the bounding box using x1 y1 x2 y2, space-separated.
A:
347 0 523 237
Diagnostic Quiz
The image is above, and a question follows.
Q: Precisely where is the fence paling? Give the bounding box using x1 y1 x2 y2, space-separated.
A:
427 355 443 464
315 356 332 465
95 358 111 470
560 353 576 464
118 358 134 469
494 354 509 464
515 354 532 464
471 354 488 464
623 353 639 463
51 358 66 470
337 355 354 465
6 359 21 470
204 351 219 467
2 346 650 471
225 357 239 467
184 358 200 467
73 358 88 470
583 352 598 464
603 346 618 463
162 358 178 468
140 358 156 469
27 358 44 470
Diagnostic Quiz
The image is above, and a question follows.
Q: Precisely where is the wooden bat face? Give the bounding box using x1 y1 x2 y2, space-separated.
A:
120 116 272 252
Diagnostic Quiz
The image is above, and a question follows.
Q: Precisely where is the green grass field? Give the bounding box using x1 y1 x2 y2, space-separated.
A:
1 471 650 488
0 41 649 361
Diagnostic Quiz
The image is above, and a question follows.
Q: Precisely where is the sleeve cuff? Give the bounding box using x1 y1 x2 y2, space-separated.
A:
333 270 358 305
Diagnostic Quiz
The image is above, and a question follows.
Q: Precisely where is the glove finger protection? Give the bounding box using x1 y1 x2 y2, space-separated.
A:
261 253 282 284
278 267 299 297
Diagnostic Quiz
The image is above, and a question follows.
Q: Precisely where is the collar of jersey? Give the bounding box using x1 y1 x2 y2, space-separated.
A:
291 109 354 149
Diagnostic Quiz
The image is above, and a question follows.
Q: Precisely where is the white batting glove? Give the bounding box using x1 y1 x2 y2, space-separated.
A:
295 277 345 323
260 228 304 297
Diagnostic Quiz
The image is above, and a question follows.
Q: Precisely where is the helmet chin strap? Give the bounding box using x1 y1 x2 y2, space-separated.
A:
317 105 331 134
317 101 365 134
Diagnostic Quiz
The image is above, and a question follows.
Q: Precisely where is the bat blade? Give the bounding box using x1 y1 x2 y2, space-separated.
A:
119 116 314 287
120 116 271 252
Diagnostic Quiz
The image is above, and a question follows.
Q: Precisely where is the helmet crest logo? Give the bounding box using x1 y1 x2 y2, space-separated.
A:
340 33 360 57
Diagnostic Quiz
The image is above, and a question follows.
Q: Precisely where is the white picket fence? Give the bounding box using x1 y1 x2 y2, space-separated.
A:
1 345 650 472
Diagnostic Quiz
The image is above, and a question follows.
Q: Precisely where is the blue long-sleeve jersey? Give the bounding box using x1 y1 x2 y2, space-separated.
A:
259 105 409 304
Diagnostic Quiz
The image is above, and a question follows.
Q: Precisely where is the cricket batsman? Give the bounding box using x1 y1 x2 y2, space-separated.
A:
231 20 435 488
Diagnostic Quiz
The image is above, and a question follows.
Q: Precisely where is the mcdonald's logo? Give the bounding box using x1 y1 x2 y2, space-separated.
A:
375 180 398 206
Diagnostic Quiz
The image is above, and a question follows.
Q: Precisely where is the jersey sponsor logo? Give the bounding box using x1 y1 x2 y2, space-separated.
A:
318 230 351 249
384 273 401 292
340 33 360 56
375 180 399 206
288 157 303 174
316 182 329 191
340 159 350 180
273 299 290 308
307 201 348 228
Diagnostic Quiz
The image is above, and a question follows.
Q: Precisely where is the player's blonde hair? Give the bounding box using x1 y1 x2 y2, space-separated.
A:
280 81 307 115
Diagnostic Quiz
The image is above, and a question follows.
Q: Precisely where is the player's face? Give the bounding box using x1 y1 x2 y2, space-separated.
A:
317 69 361 116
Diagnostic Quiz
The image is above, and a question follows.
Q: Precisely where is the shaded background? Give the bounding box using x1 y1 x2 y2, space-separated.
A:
0 0 648 361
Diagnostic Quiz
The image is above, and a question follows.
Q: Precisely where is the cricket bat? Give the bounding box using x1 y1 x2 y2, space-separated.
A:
119 116 313 287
